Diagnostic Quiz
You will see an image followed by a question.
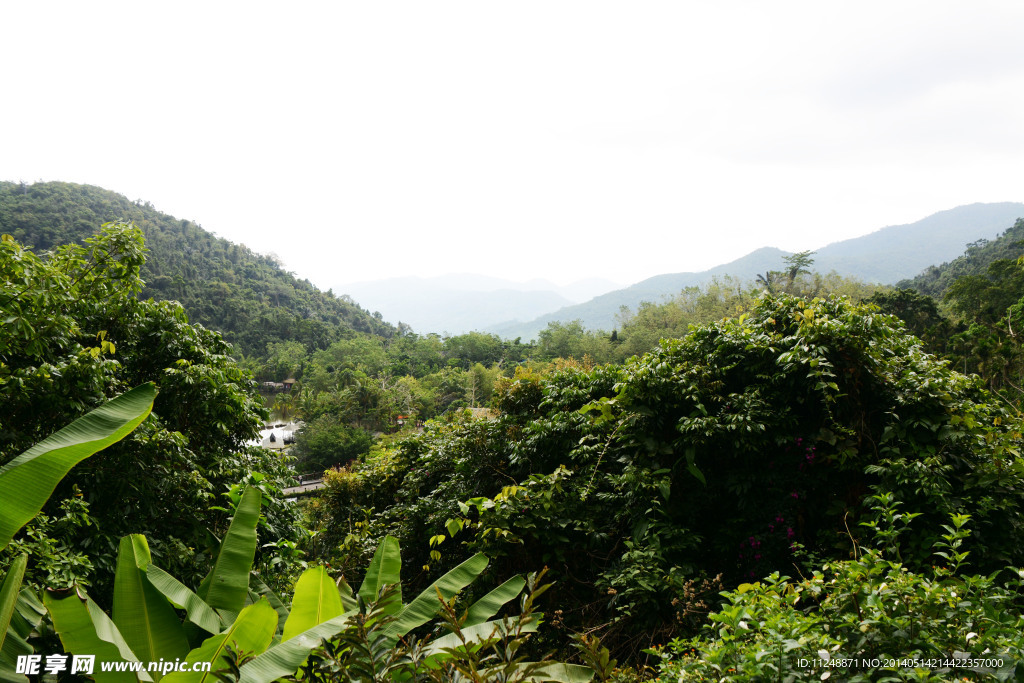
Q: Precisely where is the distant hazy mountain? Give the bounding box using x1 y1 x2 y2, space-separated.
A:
486 202 1024 340
811 202 1024 282
337 274 620 335
486 247 788 340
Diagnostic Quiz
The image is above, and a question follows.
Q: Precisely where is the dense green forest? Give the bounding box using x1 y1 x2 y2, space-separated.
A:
5 204 1024 681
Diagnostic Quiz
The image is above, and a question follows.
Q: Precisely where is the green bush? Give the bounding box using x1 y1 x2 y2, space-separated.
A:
651 497 1024 681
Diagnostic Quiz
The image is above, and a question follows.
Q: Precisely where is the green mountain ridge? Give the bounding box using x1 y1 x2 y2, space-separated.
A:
0 181 394 356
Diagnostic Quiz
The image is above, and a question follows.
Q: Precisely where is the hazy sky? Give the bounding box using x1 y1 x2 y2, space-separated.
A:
3 2 1023 291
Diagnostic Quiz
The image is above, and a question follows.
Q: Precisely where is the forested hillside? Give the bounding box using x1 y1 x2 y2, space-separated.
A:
0 181 394 356
900 217 1024 298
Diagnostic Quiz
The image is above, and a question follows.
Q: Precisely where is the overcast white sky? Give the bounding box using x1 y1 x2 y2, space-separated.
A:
3 2 1023 291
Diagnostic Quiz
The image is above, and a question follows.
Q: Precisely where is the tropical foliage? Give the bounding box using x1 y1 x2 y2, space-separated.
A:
0 223 299 599
307 292 1024 667
0 384 157 682
8 203 1024 680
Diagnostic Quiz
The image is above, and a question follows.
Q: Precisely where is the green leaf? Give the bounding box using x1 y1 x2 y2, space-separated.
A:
464 575 525 627
0 590 40 683
527 662 595 683
145 566 223 635
200 486 261 614
3 587 45 666
281 567 343 640
163 599 277 683
445 517 463 537
684 447 706 487
383 553 489 642
114 536 189 675
0 384 157 550
358 535 402 612
0 555 27 653
237 611 354 683
44 585 153 683
247 574 288 635
336 576 357 613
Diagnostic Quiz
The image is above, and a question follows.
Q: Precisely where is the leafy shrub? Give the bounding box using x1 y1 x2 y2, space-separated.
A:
651 497 1024 681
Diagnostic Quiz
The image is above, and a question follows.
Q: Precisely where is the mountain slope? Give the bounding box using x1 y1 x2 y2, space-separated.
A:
899 217 1024 298
812 202 1024 283
487 202 1024 340
0 181 393 355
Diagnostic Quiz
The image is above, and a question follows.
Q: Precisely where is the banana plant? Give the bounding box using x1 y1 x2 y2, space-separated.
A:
0 383 158 683
45 486 270 683
236 536 495 683
239 537 593 683
40 461 591 682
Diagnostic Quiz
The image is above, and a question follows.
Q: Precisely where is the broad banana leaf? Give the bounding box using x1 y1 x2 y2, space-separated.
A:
281 567 343 640
162 599 277 683
145 566 223 636
247 574 288 635
464 575 525 627
236 611 354 683
0 555 27 652
0 383 157 550
0 575 35 683
336 576 357 612
357 535 401 613
44 586 153 683
114 536 189 674
0 587 46 683
198 486 261 614
526 662 595 683
382 553 489 642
